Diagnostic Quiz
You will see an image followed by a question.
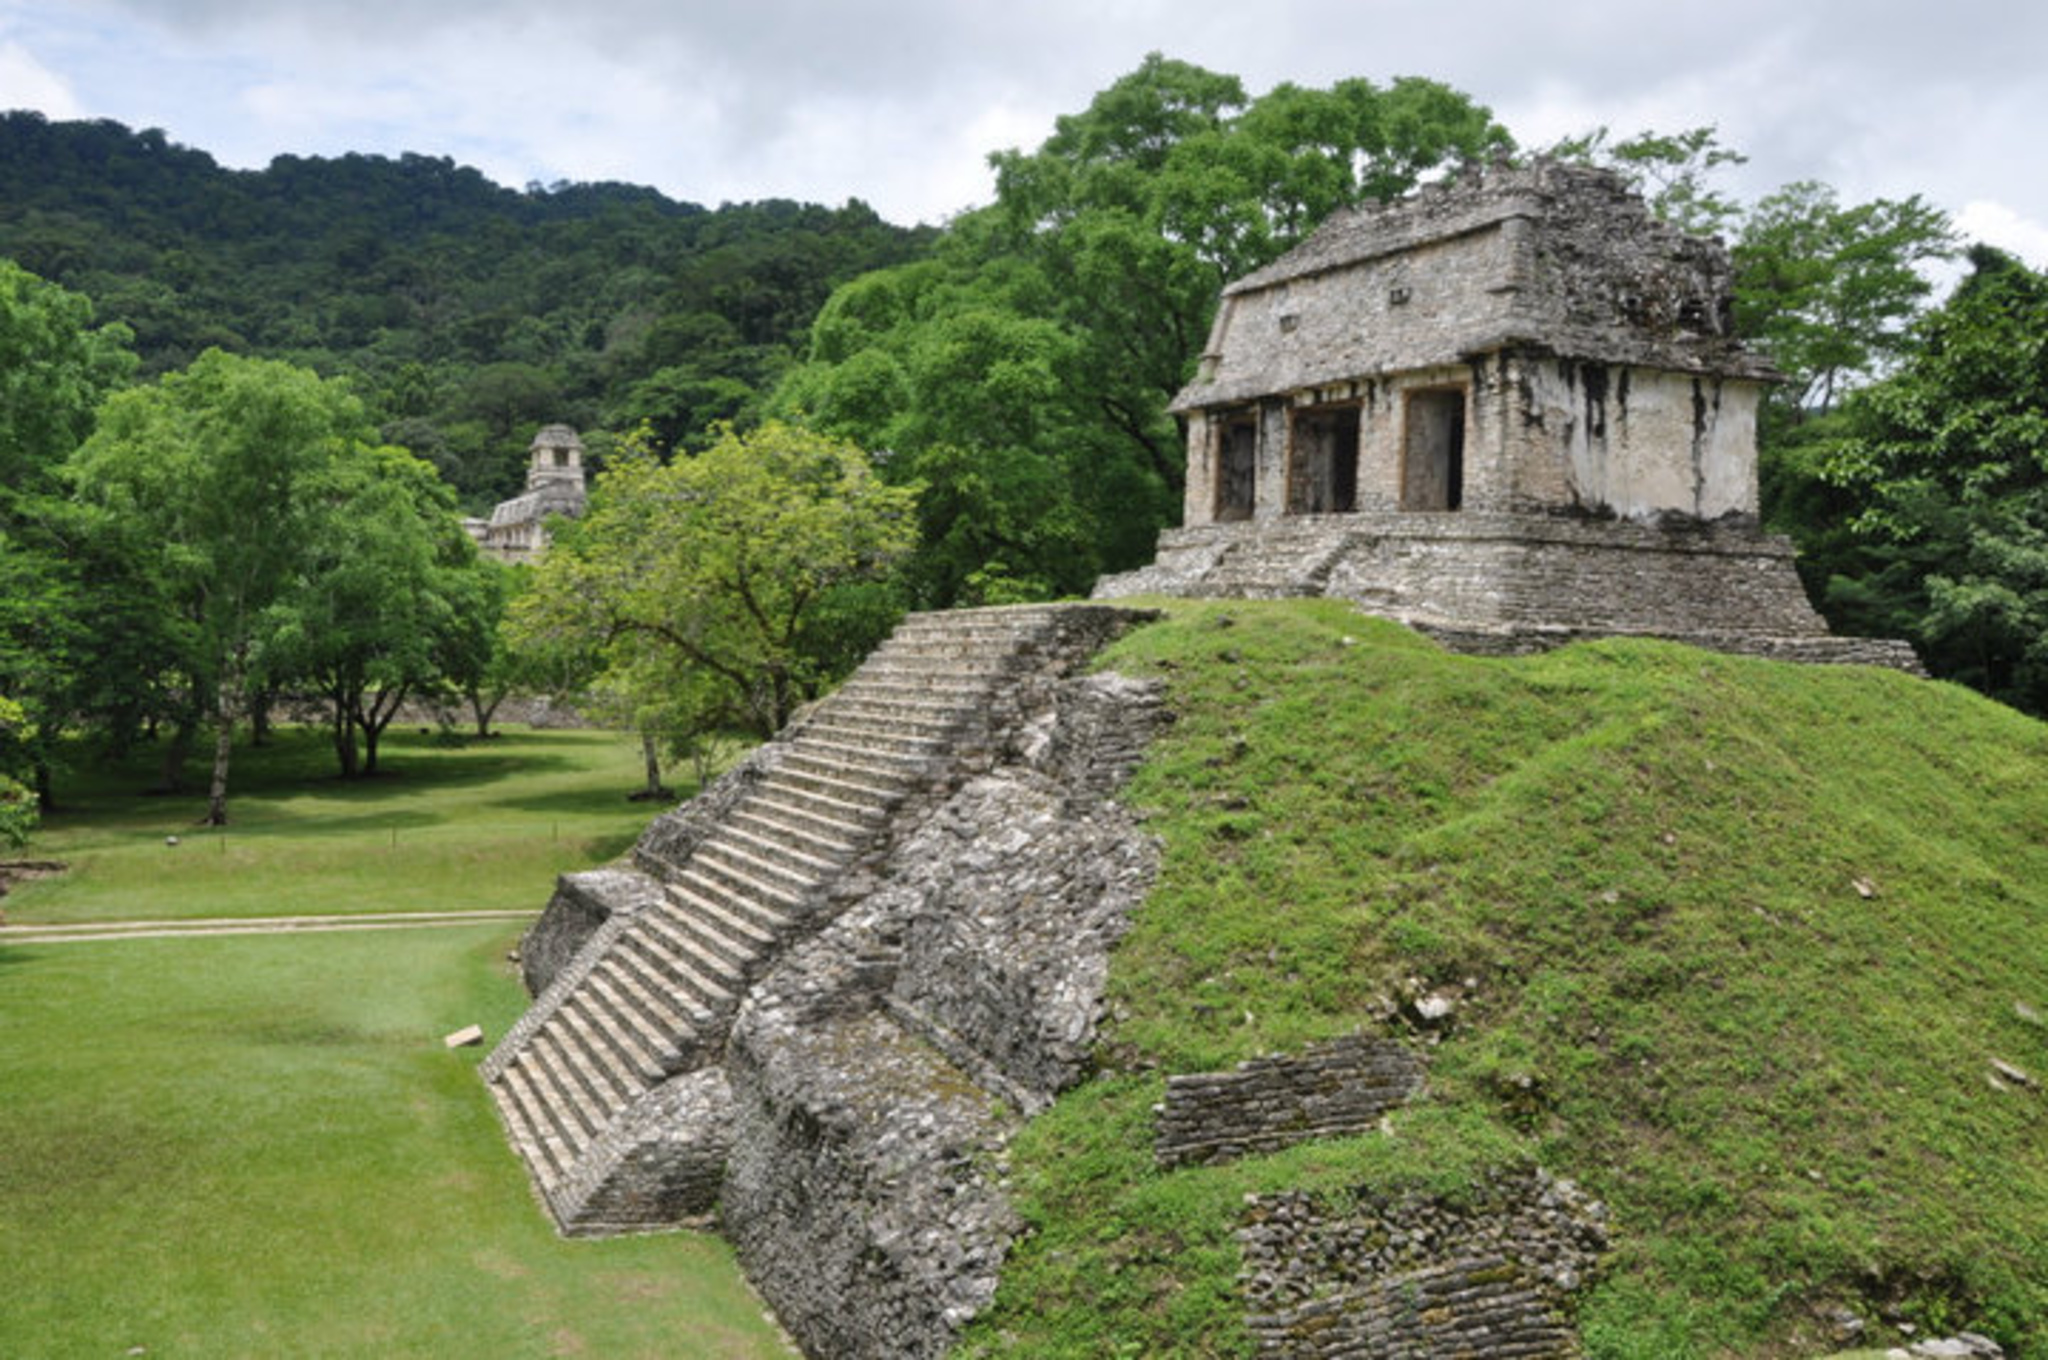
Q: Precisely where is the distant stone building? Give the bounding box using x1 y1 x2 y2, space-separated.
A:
1097 158 1918 669
464 424 588 565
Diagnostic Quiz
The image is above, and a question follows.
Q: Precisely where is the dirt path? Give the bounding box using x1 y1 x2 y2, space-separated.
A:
0 908 534 945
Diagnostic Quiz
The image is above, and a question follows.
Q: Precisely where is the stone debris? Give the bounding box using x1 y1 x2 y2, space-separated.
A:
1989 1058 2035 1088
442 1024 484 1049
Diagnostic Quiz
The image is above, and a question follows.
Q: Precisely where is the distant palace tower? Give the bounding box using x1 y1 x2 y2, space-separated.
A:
464 424 588 564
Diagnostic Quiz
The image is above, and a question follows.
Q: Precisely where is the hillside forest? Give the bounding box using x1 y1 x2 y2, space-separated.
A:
1 56 2044 840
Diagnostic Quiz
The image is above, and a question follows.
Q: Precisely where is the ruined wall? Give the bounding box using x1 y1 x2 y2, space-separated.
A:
1239 1170 1610 1358
1153 1034 1428 1168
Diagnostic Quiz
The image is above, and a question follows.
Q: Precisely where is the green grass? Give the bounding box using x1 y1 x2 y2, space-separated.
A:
0 727 792 1358
7 726 655 923
965 599 2048 1359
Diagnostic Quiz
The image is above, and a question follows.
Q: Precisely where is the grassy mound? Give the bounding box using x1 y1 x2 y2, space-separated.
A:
966 599 2048 1359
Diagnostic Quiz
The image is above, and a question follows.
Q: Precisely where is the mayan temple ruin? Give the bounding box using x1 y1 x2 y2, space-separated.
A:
481 160 1923 1359
1096 156 1918 670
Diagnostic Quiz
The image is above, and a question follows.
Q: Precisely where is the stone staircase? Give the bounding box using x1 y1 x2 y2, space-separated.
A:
481 603 1138 1233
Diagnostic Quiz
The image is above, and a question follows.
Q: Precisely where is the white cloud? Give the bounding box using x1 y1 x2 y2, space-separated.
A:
1955 201 2048 270
0 37 81 116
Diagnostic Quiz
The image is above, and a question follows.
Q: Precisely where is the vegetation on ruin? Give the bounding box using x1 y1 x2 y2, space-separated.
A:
0 725 792 1357
967 599 2048 1358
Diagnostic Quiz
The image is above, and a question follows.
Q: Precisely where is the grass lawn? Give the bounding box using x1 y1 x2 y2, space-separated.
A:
7 726 657 924
0 726 793 1358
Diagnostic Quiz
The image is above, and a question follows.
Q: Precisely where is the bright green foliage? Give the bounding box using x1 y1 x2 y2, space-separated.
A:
511 421 918 739
0 692 36 847
777 57 1508 607
0 261 141 814
0 257 136 495
1737 182 1957 416
1803 248 2048 714
970 600 2048 1358
67 351 440 818
262 444 487 776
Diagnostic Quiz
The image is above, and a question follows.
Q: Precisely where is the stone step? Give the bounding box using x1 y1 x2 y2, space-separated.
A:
668 863 803 938
678 847 807 917
692 833 820 899
853 656 1023 685
810 696 962 735
495 1064 571 1188
625 914 742 1013
596 943 708 1050
725 805 863 865
798 718 953 758
653 884 778 972
539 1016 639 1118
790 732 936 774
763 758 909 808
718 817 847 879
563 983 671 1083
744 786 887 843
777 747 916 796
551 999 650 1105
520 1034 605 1145
834 674 993 702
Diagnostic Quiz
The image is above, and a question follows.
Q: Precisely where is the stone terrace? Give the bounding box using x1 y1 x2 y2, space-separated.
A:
481 603 1146 1235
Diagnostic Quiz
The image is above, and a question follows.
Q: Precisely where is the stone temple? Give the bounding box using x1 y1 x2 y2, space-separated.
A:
1096 157 1917 670
464 423 588 565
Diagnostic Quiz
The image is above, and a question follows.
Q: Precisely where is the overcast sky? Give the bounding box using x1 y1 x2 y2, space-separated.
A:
2 0 2044 269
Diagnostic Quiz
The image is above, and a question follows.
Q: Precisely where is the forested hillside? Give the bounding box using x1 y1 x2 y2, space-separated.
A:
0 111 934 507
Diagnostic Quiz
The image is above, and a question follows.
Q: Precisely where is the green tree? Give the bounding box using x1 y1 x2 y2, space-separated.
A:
1806 247 2048 713
0 260 139 807
1735 181 1957 416
776 57 1508 606
511 421 917 740
0 692 38 847
68 351 394 822
263 443 479 776
0 258 136 495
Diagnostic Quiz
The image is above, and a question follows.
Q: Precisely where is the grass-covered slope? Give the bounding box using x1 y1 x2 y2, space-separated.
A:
966 599 2048 1359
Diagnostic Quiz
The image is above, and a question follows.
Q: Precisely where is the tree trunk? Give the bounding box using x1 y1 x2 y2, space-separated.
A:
250 689 273 746
358 683 409 776
33 759 54 813
468 685 505 739
332 701 359 779
205 714 233 826
629 729 674 802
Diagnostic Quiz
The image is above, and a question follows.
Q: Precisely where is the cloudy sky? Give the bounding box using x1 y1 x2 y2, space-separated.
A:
2 0 2043 267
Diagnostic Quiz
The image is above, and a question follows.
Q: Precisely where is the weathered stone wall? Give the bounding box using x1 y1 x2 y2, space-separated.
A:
517 867 660 997
1238 1169 1610 1358
1154 1034 1428 1168
1509 357 1761 519
718 669 1168 1359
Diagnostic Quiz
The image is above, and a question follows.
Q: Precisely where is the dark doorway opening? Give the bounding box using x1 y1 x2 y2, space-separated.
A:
1216 416 1256 521
1287 406 1360 514
1402 389 1465 511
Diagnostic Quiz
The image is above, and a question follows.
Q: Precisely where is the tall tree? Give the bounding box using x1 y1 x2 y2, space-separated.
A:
1805 247 2048 714
1735 182 1957 417
511 421 917 741
67 351 391 822
0 259 138 808
776 57 1508 606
